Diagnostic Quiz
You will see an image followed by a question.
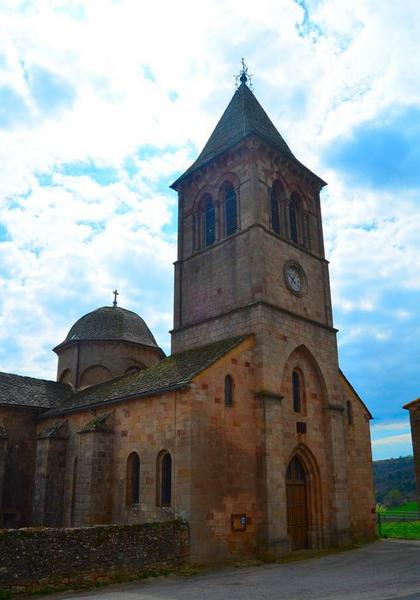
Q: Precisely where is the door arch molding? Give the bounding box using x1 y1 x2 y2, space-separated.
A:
286 444 324 549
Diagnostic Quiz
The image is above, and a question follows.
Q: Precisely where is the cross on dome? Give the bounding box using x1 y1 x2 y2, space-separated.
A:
112 289 119 307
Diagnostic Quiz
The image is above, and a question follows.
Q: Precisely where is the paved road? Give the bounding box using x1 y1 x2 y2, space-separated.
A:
47 539 420 600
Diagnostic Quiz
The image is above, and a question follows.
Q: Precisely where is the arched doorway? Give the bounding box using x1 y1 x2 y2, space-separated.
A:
286 456 309 550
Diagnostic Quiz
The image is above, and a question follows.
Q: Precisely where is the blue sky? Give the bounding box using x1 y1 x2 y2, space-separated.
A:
0 0 419 460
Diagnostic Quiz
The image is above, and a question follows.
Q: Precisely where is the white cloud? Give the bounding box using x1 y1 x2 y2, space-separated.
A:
371 421 411 433
0 0 419 426
372 433 412 448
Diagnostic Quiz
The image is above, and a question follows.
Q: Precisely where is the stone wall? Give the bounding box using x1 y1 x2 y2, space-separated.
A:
0 521 189 594
342 375 376 541
0 406 39 528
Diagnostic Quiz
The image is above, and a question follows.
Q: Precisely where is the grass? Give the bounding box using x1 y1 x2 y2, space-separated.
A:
377 502 420 540
387 502 419 513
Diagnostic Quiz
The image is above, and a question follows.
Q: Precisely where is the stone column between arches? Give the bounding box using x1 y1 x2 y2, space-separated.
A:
260 395 289 556
72 414 114 526
325 403 352 545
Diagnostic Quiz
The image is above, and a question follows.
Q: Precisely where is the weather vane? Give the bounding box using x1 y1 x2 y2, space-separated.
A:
235 58 253 90
112 289 119 307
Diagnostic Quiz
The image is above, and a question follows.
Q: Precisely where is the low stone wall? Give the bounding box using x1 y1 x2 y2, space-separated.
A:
0 521 189 595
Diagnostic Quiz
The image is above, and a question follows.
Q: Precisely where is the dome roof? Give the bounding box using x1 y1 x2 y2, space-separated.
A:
56 306 159 349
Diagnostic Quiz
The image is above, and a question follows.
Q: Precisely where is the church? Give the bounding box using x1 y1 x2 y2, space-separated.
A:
0 66 376 562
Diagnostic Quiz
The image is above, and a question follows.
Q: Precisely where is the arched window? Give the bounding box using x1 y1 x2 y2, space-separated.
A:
292 370 301 413
224 374 233 407
126 452 140 505
289 201 298 244
157 451 172 507
270 182 282 235
346 400 353 426
224 184 237 237
204 195 216 246
59 368 72 385
79 364 112 389
193 211 201 250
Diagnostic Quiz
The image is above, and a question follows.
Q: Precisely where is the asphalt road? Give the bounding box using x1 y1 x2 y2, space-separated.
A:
46 539 420 600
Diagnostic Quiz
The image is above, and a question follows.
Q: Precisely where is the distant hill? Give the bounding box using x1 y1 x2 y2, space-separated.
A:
373 456 416 506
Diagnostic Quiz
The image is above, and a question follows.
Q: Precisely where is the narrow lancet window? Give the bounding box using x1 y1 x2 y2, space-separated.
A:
289 202 298 244
270 183 281 234
224 185 237 237
205 196 216 246
292 370 301 413
160 452 172 507
126 452 140 505
224 375 233 407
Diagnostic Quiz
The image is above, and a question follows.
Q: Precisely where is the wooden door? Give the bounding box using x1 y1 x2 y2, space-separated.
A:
286 456 308 550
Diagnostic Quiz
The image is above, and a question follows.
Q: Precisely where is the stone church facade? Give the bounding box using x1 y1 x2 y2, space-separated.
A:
0 72 375 562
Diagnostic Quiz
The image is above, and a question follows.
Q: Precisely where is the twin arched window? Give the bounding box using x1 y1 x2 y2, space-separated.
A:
126 452 140 505
126 450 173 509
270 183 317 252
194 183 238 251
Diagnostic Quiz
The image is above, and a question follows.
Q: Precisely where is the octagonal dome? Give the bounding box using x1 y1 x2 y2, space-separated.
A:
56 306 159 350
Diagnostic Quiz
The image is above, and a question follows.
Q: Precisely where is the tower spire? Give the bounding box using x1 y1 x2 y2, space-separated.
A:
235 58 252 89
239 58 248 84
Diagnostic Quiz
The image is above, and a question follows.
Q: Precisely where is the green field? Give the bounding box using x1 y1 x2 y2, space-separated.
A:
387 502 419 512
377 502 420 539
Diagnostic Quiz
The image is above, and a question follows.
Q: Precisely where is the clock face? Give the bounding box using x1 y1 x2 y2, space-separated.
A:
284 261 306 295
286 266 301 292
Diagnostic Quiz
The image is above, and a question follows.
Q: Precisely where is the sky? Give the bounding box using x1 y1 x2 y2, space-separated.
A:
0 0 419 461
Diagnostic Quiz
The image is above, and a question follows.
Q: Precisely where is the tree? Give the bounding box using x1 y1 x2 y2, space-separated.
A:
383 488 405 508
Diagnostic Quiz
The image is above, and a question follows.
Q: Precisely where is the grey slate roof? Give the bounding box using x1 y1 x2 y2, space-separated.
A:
172 82 296 187
54 306 160 351
43 335 248 417
171 82 326 189
0 372 72 409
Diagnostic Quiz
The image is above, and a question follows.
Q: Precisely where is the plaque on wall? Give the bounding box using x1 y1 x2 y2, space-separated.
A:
231 513 247 532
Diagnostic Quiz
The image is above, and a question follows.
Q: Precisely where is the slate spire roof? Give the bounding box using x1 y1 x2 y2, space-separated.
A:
172 81 295 188
172 79 326 189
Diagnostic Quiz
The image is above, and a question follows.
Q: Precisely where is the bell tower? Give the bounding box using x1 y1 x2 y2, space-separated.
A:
170 64 363 550
170 67 334 376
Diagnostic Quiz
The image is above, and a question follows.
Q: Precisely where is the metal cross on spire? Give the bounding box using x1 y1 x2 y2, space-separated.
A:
235 58 253 89
112 289 119 307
